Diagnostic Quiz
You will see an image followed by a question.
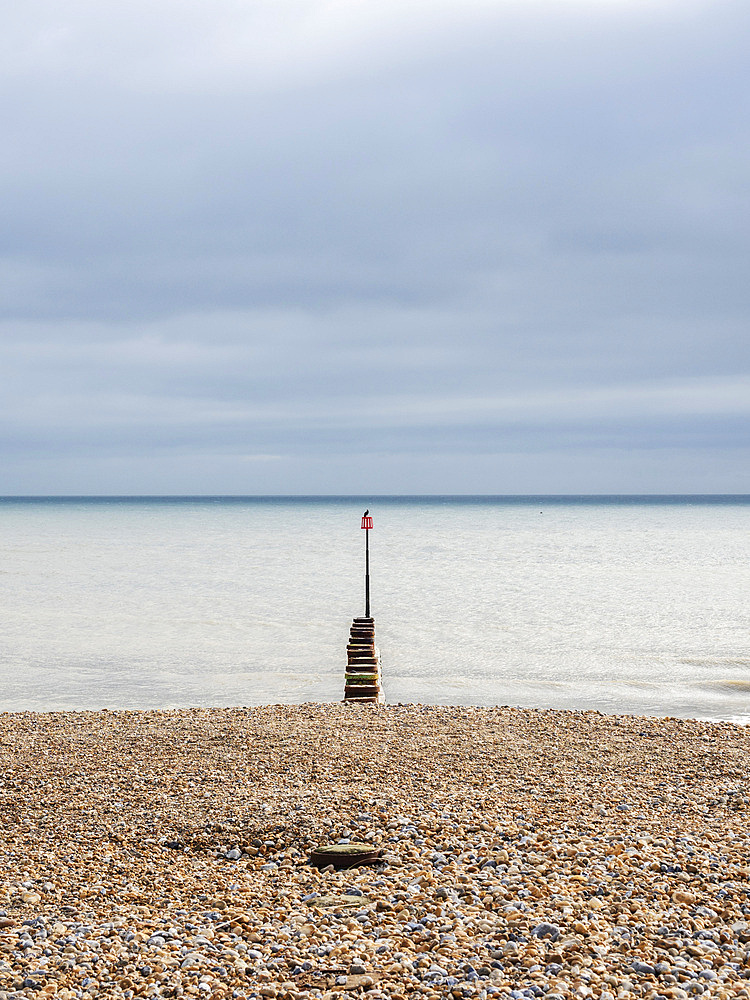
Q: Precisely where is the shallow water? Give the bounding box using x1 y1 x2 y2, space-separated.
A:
1 495 749 721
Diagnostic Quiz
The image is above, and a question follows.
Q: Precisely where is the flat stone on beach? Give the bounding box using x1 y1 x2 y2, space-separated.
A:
309 842 381 869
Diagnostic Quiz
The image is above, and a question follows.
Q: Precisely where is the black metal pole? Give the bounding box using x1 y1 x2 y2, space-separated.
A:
365 527 370 618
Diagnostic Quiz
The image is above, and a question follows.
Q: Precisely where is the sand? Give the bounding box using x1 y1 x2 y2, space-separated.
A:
1 703 750 1000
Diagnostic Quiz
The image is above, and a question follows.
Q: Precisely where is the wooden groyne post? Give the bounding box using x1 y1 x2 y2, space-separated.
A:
343 511 383 703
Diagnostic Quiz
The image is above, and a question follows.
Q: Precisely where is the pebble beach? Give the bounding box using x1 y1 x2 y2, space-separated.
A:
2 704 750 1000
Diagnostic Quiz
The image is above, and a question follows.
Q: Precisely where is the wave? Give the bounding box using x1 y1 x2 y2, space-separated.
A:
681 659 750 669
702 679 750 692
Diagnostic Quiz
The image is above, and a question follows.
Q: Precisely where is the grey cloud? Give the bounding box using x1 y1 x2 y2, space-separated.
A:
1 0 749 492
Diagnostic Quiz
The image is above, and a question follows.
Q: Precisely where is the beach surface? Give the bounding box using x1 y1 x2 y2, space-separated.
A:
1 704 749 1000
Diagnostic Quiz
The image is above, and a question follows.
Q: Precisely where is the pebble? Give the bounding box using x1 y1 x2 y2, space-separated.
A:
1 704 750 1000
531 922 560 940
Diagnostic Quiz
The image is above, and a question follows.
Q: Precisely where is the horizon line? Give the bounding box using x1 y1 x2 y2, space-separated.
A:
2 493 749 500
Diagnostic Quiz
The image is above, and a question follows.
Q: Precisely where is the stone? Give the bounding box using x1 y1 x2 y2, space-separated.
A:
532 923 560 941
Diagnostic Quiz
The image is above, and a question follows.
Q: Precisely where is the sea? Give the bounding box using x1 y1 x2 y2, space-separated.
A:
1 496 749 722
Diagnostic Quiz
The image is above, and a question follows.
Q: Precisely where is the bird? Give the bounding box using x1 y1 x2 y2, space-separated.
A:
363 509 369 516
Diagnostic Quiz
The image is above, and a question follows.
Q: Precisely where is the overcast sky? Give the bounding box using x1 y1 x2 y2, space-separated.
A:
2 0 749 494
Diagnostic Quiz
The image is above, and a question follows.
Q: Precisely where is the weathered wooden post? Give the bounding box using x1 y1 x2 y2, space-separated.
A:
343 511 383 703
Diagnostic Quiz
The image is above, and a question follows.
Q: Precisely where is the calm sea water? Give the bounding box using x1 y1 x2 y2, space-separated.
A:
1 496 749 722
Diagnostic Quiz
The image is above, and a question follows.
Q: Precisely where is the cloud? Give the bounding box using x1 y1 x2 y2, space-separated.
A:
1 0 749 491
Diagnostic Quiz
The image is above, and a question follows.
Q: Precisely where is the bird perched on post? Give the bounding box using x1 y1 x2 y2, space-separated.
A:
363 509 369 516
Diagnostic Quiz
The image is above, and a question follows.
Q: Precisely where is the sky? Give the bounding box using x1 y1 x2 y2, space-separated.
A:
1 0 749 495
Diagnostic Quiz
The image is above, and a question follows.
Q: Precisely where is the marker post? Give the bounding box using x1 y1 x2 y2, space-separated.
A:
361 512 373 617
